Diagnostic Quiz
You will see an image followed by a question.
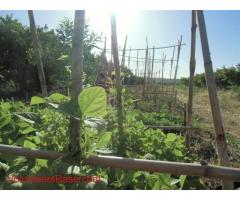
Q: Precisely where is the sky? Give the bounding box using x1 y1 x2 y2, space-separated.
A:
0 10 239 78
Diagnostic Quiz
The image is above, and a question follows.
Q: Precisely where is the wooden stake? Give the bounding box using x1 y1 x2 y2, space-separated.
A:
197 10 233 189
28 10 48 97
186 11 197 148
111 14 125 156
121 35 128 67
146 52 151 92
69 10 85 155
150 46 155 84
136 49 139 76
169 46 176 94
128 46 131 69
1 144 240 182
169 46 176 83
142 38 149 97
161 53 167 92
172 36 183 93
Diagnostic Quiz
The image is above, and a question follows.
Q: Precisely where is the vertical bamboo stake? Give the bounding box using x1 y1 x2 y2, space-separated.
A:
147 52 151 92
150 46 155 85
128 46 131 69
161 53 167 92
136 49 139 76
28 10 48 97
197 10 233 190
172 36 183 94
69 10 85 155
121 35 128 67
169 46 176 94
142 38 149 97
111 13 125 156
186 11 197 148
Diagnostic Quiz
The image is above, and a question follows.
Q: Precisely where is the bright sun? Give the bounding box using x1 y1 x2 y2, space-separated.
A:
86 9 137 47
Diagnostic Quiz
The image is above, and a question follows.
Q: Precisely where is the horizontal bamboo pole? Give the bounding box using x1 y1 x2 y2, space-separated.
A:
0 144 240 181
146 125 193 130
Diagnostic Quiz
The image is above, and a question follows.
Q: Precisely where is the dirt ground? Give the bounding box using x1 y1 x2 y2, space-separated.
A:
178 87 240 166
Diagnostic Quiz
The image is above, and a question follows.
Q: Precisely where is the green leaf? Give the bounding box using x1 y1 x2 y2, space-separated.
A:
78 86 107 118
0 102 11 111
96 132 111 148
19 126 36 134
58 99 81 119
174 149 183 157
26 136 41 144
0 114 11 129
14 113 35 124
57 54 69 61
84 118 106 129
48 93 69 103
36 159 48 168
179 175 187 189
152 180 161 190
95 148 113 155
30 96 46 106
166 133 177 142
23 140 36 149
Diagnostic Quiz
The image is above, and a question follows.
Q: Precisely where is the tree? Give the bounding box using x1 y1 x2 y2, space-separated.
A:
56 18 102 85
0 15 33 98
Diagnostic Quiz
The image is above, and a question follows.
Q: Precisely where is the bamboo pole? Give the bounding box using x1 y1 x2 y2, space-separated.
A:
172 36 183 93
142 38 149 97
0 144 240 182
136 49 139 76
186 11 197 148
28 10 48 97
69 10 85 155
146 125 192 130
150 46 155 84
146 52 151 92
128 46 131 69
197 10 233 190
121 35 128 67
161 53 167 92
169 46 176 94
111 14 125 156
104 43 186 52
103 36 107 54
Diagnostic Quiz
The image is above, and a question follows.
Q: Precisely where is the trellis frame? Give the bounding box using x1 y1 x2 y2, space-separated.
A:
0 10 237 190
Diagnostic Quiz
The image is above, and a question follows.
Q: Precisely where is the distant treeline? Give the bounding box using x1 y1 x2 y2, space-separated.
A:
0 14 101 99
180 65 240 89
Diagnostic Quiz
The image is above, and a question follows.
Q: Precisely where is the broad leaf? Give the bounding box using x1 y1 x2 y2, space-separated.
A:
30 96 46 106
23 140 36 149
166 133 177 142
48 93 69 103
0 114 11 129
78 86 107 118
19 126 36 135
96 132 111 148
58 99 81 119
